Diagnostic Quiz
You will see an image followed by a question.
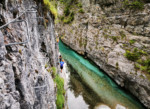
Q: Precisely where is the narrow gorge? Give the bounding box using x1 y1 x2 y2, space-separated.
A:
0 0 150 109
56 0 150 108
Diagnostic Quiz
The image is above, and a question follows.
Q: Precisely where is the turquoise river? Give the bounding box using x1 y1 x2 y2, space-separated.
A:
59 40 146 109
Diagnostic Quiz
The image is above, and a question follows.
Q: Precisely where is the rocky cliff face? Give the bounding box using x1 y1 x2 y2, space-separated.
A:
56 0 150 108
0 0 58 109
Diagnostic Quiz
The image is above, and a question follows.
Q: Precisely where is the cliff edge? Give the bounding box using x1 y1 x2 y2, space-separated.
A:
0 0 58 109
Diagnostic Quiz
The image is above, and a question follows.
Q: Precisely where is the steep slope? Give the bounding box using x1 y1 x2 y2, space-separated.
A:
0 0 58 109
56 0 150 108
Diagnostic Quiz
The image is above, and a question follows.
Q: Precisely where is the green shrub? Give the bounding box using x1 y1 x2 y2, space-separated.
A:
133 48 138 52
141 65 147 71
63 12 74 24
47 68 51 72
78 8 84 13
135 63 140 69
142 59 150 71
64 6 70 16
43 0 58 18
123 0 130 6
130 0 144 10
70 11 74 19
103 34 109 39
48 67 57 77
56 94 65 109
54 75 65 109
135 63 149 73
47 66 57 74
119 31 126 39
129 39 136 44
59 16 64 20
123 0 144 10
111 36 120 42
77 2 82 8
137 59 143 64
144 59 150 67
104 29 107 32
124 50 140 61
131 51 150 73
45 64 48 68
19 49 22 55
51 67 57 77
137 58 150 65
123 44 128 47
139 50 147 55
59 0 79 24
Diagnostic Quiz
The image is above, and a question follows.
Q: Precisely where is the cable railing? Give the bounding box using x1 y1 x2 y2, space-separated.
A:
0 9 37 46
31 17 44 26
33 75 48 91
1 6 57 86
33 56 48 67
5 19 29 46
0 7 57 106
1 8 49 89
33 84 47 89
0 8 38 29
30 17 44 19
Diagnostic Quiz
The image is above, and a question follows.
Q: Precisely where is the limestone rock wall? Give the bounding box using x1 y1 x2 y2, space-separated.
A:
56 0 150 108
0 0 58 109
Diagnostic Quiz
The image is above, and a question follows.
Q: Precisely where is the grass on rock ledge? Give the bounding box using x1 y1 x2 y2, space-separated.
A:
54 75 65 109
50 67 65 109
43 0 58 18
124 48 150 75
58 0 84 24
123 0 144 10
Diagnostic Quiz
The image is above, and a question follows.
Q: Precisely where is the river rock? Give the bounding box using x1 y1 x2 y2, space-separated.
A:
94 104 111 109
116 104 126 109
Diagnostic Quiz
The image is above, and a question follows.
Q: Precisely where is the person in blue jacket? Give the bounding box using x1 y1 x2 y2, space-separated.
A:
60 59 64 73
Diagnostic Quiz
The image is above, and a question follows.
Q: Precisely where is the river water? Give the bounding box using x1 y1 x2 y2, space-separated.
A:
59 40 146 109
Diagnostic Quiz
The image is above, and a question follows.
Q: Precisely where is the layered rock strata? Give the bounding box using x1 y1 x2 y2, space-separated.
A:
56 0 150 108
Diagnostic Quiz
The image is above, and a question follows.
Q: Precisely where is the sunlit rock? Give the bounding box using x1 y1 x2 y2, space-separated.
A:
116 104 126 109
94 104 111 109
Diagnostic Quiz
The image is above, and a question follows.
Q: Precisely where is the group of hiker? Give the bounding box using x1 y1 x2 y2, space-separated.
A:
57 37 64 73
59 55 64 73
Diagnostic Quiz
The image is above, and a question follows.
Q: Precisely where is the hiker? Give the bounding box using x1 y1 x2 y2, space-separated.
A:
56 38 59 43
60 59 64 73
59 55 62 62
56 37 59 50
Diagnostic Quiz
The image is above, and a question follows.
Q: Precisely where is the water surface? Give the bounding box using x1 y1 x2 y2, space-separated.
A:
59 40 146 109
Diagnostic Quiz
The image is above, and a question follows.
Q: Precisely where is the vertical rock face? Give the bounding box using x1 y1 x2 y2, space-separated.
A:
56 0 150 108
0 0 58 109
